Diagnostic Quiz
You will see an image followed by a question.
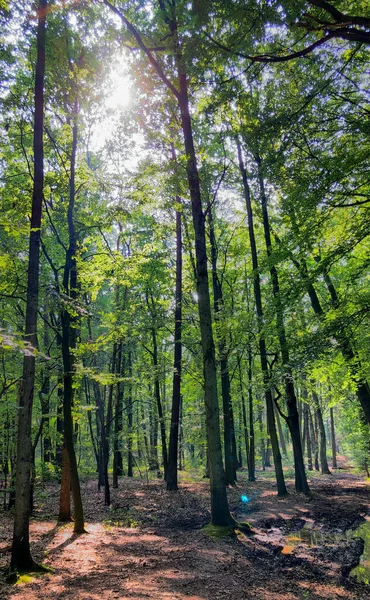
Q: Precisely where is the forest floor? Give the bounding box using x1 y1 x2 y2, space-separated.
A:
1 460 370 599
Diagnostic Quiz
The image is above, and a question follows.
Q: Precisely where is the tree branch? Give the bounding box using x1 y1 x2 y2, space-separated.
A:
102 0 181 101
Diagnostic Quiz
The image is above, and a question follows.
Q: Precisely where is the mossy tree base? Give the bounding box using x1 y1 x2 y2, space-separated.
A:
203 520 253 539
4 563 53 584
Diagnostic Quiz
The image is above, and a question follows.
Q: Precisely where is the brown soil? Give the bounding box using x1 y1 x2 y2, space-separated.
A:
1 466 370 599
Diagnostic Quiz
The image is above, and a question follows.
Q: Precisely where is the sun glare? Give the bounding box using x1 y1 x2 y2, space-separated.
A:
106 59 132 111
90 54 132 150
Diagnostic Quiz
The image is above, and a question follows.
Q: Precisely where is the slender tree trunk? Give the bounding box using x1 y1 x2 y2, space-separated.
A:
238 355 251 479
313 392 331 475
208 204 236 485
127 349 133 478
176 63 232 524
237 139 287 496
305 404 313 470
330 407 337 468
55 370 63 474
247 352 256 480
151 326 168 478
113 349 124 487
312 410 320 471
255 153 309 495
148 383 160 473
105 0 232 526
273 398 287 457
58 446 71 522
11 0 47 570
61 108 84 533
167 145 183 491
179 395 185 471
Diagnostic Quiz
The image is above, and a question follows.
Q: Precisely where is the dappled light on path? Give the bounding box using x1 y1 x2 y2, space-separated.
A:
1 472 369 599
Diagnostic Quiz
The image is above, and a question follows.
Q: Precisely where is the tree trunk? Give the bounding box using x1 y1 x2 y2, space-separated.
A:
208 203 236 485
151 326 168 478
11 0 47 571
273 398 287 457
238 355 251 479
127 349 133 478
313 409 320 471
330 407 337 468
255 153 309 495
313 392 331 475
58 446 72 522
305 404 313 471
247 349 256 481
167 145 183 491
113 348 124 487
237 139 287 496
176 60 232 524
61 107 84 533
105 0 232 527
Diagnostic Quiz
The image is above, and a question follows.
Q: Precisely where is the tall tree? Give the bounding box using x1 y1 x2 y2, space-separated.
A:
104 0 233 526
11 0 47 571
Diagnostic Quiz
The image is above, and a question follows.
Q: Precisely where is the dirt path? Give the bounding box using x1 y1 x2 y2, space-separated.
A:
1 469 370 599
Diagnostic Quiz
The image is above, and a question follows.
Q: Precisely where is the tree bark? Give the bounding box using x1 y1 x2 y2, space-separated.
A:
176 52 232 526
127 349 133 478
113 347 124 487
167 143 183 491
255 154 309 495
237 139 287 496
330 407 337 468
208 203 236 485
105 0 232 527
61 106 84 533
58 446 72 522
11 0 47 571
313 391 331 475
151 325 168 478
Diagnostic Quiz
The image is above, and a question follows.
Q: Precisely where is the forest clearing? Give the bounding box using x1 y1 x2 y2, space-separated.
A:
1 466 370 600
1 0 370 597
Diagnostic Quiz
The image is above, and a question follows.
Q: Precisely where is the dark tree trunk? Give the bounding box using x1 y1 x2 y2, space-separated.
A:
255 154 309 495
151 326 168 478
313 410 320 471
305 404 313 471
178 396 185 471
208 204 236 485
313 392 331 475
11 0 47 571
176 65 232 525
237 139 287 496
149 384 160 473
58 446 72 522
330 407 337 468
273 398 287 457
40 314 52 463
55 371 64 474
238 355 251 480
246 349 256 480
127 349 133 478
167 145 183 491
61 108 84 533
113 348 124 487
105 0 232 527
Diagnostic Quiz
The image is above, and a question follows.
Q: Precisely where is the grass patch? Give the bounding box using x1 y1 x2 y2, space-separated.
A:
202 523 236 538
103 507 139 529
16 574 34 585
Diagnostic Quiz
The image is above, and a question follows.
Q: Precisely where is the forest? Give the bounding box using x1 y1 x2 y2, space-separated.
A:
1 0 370 598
